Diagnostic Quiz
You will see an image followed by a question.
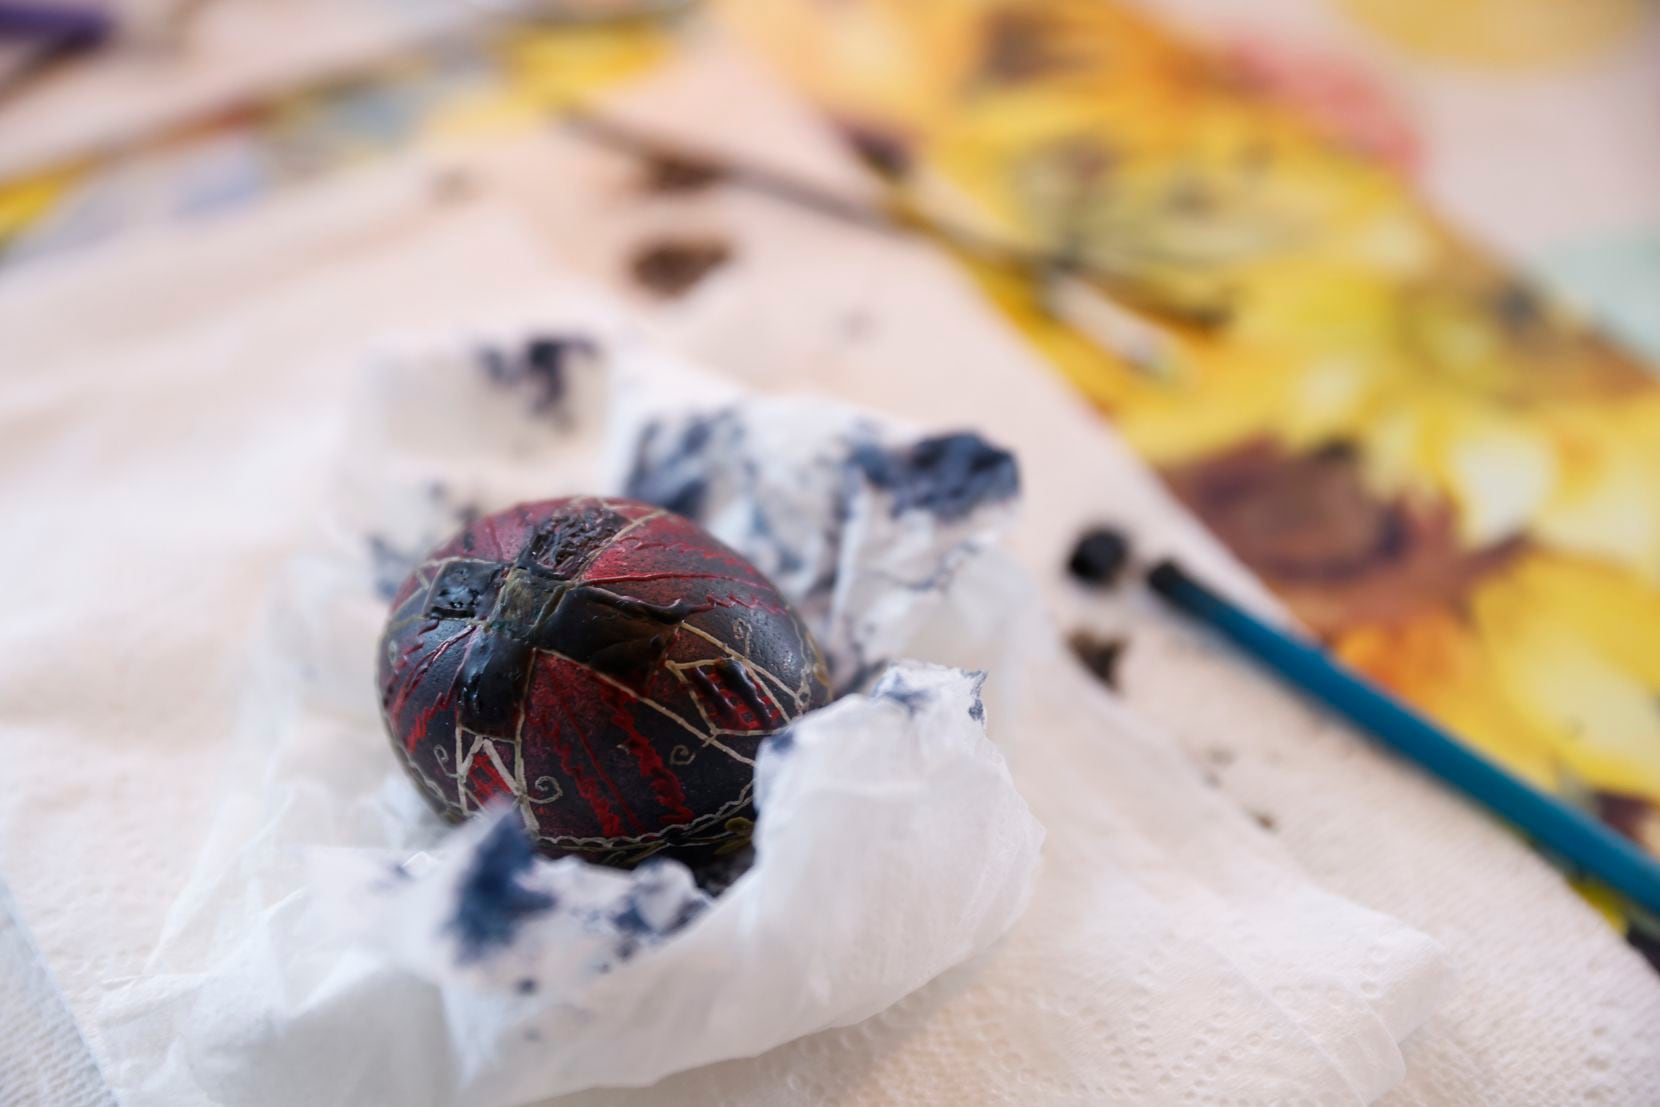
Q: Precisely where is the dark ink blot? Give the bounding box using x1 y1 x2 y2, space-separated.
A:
477 333 596 416
1067 526 1130 588
488 333 600 414
640 154 724 194
874 675 931 716
524 335 592 412
1250 810 1278 832
967 670 987 724
837 120 913 177
1068 631 1126 690
1493 281 1544 334
448 818 557 964
516 977 538 995
629 237 733 297
850 432 1019 522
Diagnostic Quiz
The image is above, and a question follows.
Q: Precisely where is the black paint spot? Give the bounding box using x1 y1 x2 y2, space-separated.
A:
448 817 557 964
875 676 931 716
516 977 538 995
639 154 724 194
851 432 1019 522
838 120 913 177
1493 281 1545 334
1068 631 1126 690
1067 526 1130 588
967 670 987 724
629 237 733 297
478 334 596 415
523 335 588 412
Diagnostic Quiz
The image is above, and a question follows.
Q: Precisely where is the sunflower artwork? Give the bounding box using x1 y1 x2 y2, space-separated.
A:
723 0 1660 951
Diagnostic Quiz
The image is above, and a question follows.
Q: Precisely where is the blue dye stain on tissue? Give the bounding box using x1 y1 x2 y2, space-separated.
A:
448 817 557 964
478 333 597 416
623 411 741 522
873 670 932 716
850 432 1019 521
967 671 987 724
607 862 708 962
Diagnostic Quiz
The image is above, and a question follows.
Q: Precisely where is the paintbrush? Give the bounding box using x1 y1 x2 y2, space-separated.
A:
1147 557 1660 919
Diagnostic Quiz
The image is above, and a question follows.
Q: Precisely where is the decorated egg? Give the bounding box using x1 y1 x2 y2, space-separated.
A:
378 497 832 867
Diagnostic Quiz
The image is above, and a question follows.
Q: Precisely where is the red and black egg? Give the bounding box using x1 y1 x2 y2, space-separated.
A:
377 497 832 867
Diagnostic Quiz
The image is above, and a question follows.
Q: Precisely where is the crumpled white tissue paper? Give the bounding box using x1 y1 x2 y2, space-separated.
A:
96 318 1045 1107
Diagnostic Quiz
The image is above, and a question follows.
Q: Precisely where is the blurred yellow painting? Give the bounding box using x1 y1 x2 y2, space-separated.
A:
728 0 1660 872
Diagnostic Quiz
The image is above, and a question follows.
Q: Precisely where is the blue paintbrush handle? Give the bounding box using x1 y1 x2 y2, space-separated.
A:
1148 559 1660 919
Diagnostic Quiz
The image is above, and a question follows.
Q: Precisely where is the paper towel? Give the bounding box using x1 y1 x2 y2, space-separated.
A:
89 320 1048 1105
